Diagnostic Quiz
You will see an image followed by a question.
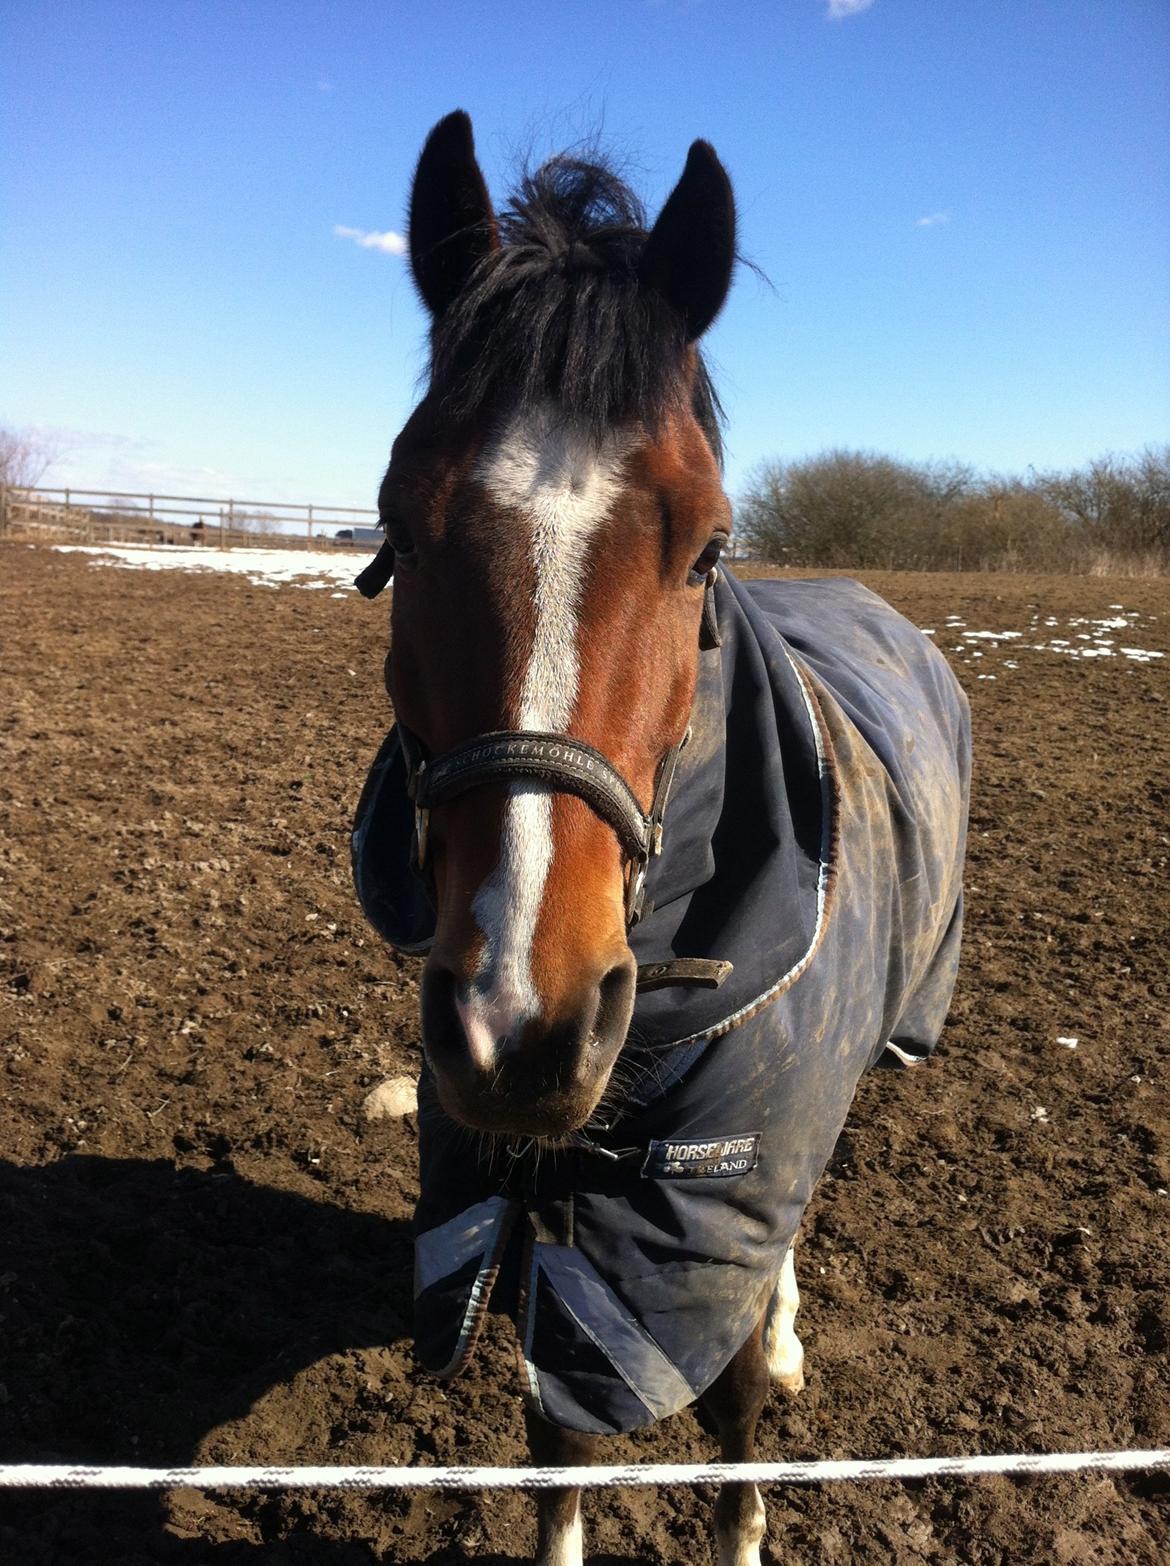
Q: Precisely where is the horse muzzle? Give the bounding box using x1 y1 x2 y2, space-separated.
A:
420 955 636 1136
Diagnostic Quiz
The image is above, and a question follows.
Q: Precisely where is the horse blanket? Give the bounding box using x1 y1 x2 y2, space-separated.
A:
352 570 971 1434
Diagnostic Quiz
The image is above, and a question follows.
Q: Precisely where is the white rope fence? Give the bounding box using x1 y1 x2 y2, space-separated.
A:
3 1448 1167 1491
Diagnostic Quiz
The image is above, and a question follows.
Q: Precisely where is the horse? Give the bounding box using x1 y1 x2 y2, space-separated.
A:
351 110 971 1566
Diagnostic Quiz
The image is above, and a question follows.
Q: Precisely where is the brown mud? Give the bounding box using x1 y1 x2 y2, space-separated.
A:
1 543 1167 1564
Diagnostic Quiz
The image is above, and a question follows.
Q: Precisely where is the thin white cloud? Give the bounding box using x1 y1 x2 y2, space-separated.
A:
825 0 874 18
317 79 335 92
915 211 951 228
333 224 407 256
49 451 254 500
32 425 147 455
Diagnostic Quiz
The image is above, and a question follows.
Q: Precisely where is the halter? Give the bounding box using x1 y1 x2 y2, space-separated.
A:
356 548 721 930
398 724 687 927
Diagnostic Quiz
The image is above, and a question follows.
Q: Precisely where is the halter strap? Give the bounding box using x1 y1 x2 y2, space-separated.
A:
408 731 651 862
398 723 688 927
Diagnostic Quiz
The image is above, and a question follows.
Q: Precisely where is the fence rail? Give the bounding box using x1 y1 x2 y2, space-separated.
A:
1 1447 1167 1492
0 483 380 552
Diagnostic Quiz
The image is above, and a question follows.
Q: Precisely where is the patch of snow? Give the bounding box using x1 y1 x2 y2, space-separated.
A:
52 544 362 591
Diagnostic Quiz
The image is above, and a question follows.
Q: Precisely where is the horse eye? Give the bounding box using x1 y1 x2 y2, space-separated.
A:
384 519 416 559
688 535 727 585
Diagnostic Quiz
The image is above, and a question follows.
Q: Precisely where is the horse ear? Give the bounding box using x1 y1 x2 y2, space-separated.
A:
409 110 498 318
639 140 736 341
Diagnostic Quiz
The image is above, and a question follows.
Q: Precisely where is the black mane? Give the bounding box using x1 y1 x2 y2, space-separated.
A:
427 155 724 463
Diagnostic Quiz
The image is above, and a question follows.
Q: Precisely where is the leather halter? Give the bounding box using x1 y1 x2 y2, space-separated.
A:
398 724 687 927
355 547 722 929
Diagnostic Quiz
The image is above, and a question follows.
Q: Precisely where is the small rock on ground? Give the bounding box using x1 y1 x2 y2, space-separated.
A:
362 1075 418 1120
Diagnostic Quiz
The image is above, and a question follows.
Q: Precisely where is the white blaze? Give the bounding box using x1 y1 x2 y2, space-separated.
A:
459 406 633 1058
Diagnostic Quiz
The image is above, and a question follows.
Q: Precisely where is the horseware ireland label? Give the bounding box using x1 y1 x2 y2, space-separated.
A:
641 1134 761 1180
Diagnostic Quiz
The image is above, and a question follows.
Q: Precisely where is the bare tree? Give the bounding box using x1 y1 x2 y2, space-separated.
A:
0 427 59 536
737 450 964 569
737 445 1167 573
0 426 56 490
232 509 282 537
1039 446 1170 558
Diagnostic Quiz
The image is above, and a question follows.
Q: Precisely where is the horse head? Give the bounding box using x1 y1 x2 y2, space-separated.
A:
381 111 735 1138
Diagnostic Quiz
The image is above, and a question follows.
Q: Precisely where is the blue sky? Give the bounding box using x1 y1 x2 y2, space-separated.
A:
3 0 1168 510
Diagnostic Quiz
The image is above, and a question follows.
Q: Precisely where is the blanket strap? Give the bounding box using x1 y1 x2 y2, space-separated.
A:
635 959 733 992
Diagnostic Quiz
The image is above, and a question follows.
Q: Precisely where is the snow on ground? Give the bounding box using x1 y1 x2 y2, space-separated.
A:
941 603 1164 669
50 546 1165 665
51 543 366 591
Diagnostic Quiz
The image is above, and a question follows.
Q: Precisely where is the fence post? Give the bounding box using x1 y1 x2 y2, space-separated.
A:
226 500 234 550
307 505 313 547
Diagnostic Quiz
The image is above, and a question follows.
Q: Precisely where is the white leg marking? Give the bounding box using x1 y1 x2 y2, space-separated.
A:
464 407 634 1043
764 1244 804 1394
715 1487 766 1566
540 1500 583 1566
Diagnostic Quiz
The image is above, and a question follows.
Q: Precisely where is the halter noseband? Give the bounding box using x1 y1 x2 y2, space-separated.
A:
398 724 687 927
357 552 721 929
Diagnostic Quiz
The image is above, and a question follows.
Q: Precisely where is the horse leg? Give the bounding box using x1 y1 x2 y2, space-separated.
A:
524 1406 597 1566
701 1315 771 1566
763 1243 804 1394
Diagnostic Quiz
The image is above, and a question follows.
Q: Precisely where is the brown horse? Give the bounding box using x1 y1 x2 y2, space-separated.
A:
355 110 969 1565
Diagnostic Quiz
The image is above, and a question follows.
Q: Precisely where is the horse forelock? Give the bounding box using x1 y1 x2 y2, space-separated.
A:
426 153 724 464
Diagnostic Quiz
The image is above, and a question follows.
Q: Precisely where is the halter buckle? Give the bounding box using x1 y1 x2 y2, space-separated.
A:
413 805 430 868
412 761 430 868
625 860 649 926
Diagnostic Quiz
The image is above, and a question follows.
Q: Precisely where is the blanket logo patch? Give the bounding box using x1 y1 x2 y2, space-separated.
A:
641 1134 761 1181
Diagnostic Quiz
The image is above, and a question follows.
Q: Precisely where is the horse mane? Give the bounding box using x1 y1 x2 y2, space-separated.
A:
427 154 724 464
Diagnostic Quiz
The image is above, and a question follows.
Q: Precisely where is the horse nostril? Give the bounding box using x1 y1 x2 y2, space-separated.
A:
595 956 636 1047
422 963 524 1073
420 963 464 1071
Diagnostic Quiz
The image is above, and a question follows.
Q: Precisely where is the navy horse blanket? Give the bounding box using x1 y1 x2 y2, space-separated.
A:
352 570 971 1434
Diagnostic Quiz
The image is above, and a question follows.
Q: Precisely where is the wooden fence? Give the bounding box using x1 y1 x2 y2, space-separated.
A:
0 484 379 552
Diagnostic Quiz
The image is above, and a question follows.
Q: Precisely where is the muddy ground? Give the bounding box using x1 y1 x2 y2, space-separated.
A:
1 542 1167 1565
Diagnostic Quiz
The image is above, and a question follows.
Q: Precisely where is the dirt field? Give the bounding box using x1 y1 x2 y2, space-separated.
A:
1 541 1167 1565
